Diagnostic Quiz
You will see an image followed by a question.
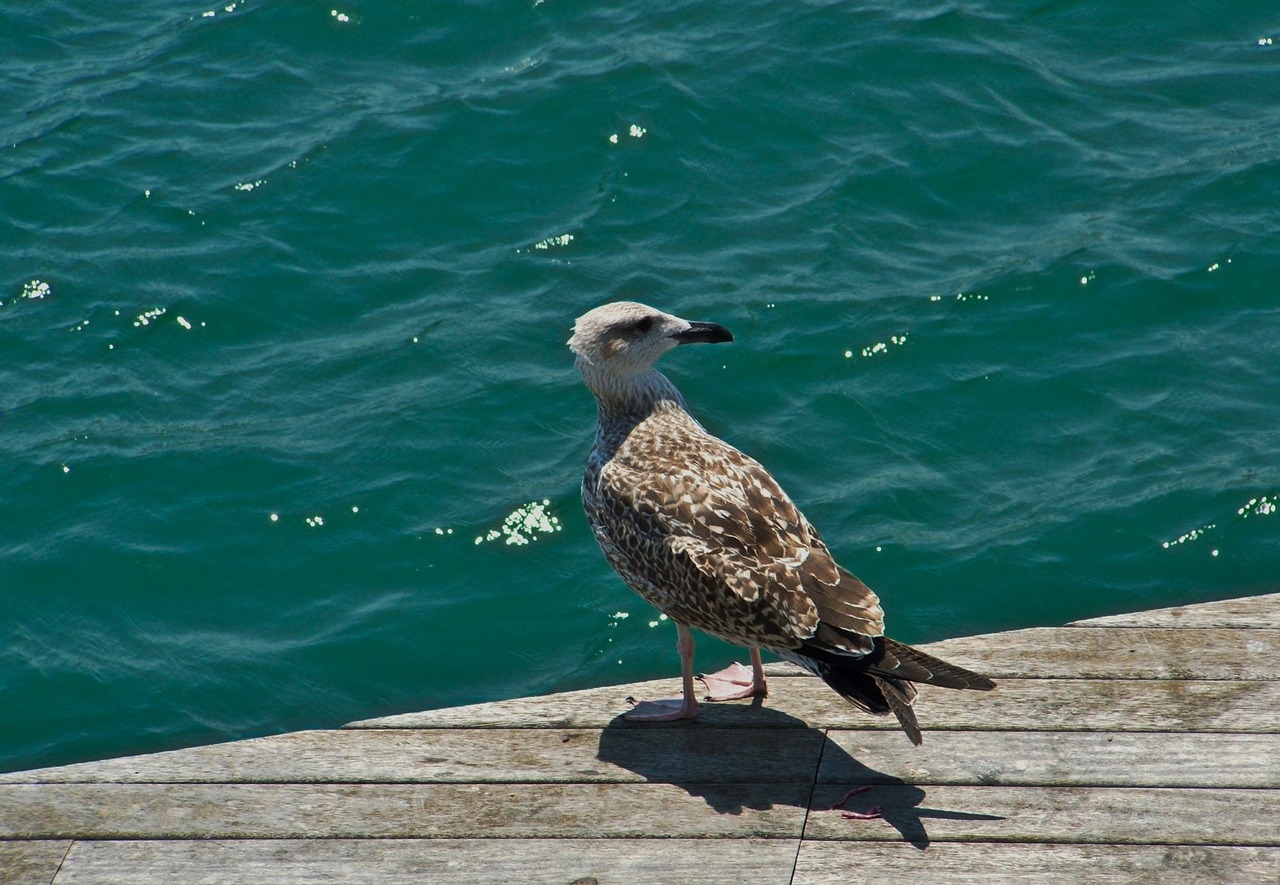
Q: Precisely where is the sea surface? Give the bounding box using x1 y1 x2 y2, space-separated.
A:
2 1 1278 774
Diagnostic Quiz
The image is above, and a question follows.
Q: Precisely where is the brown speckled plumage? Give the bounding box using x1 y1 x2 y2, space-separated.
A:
570 302 995 744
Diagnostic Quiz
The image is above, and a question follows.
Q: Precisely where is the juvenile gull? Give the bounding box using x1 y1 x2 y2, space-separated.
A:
570 301 995 745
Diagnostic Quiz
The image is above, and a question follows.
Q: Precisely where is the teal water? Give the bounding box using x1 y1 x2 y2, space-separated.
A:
3 1 1278 774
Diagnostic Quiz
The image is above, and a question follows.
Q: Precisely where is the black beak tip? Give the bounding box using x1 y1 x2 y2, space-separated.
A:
671 321 734 345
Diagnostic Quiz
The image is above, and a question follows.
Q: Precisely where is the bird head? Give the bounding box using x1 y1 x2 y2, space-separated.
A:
568 302 733 380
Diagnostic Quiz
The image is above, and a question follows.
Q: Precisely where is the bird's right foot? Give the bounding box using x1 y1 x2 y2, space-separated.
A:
697 662 768 701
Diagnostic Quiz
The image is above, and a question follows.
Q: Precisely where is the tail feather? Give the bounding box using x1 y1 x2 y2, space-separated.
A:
871 674 922 746
875 638 998 691
786 635 996 746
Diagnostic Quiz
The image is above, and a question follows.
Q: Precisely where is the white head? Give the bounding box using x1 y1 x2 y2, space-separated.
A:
570 301 731 370
569 302 732 398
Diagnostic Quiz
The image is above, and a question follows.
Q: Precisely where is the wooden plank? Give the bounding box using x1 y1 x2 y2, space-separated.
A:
804 785 1280 845
918 627 1280 680
818 730 1280 788
1069 592 1280 628
343 676 1280 733
0 841 69 885
52 838 799 885
773 625 1280 680
792 841 1280 884
0 727 823 786
914 676 1280 734
0 782 807 840
7 781 1274 846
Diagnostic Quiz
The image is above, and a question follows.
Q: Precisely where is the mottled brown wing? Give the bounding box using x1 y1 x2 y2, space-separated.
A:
801 529 886 652
606 436 884 650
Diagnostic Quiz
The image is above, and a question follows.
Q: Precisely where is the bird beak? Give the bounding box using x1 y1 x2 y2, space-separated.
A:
670 321 733 345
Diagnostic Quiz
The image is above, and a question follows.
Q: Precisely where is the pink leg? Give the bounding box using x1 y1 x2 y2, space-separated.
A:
697 647 768 701
625 622 701 721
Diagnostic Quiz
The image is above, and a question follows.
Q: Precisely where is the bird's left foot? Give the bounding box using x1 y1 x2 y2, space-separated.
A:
697 662 768 701
623 695 701 722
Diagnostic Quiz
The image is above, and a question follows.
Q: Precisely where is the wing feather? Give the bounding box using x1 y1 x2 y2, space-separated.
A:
594 430 883 651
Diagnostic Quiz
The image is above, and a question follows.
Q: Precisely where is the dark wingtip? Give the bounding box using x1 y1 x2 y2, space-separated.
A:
878 637 998 691
871 674 923 746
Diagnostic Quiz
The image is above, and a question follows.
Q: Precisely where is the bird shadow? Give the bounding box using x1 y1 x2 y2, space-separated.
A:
595 700 1004 850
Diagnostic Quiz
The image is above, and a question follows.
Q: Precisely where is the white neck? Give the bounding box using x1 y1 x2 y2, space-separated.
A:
577 360 689 425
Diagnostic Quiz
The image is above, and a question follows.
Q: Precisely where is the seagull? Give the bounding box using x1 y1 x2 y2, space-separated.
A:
570 301 995 745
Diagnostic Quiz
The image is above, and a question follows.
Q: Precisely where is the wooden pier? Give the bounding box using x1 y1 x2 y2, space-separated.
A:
3 592 1278 884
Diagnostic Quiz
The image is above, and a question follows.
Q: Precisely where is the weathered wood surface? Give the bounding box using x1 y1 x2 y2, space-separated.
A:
344 676 1280 732
4 591 1278 885
804 785 1280 845
0 727 825 785
4 782 1277 846
918 627 1279 680
0 782 808 840
792 842 1280 885
46 839 1280 885
48 839 801 885
816 731 1280 787
5 728 1276 789
0 841 69 885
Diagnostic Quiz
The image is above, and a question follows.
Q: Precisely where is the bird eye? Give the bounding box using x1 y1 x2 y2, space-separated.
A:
634 317 654 333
